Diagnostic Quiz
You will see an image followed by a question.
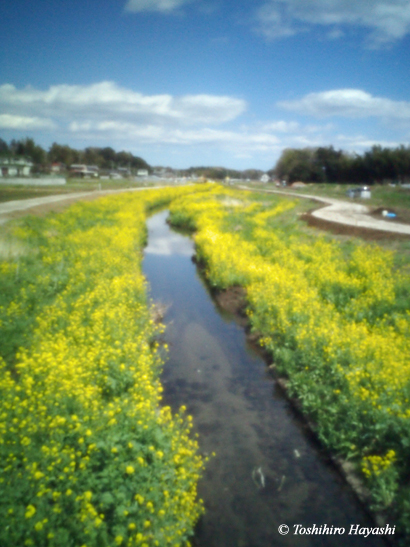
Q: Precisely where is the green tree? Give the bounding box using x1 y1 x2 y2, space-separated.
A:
314 146 345 183
14 138 46 168
0 138 9 155
48 143 80 166
275 148 319 183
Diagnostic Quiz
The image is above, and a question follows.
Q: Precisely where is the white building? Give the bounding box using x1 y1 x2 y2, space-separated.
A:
137 169 149 177
0 157 33 177
70 164 99 178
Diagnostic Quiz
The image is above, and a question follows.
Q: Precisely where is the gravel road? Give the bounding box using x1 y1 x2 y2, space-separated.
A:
239 186 410 235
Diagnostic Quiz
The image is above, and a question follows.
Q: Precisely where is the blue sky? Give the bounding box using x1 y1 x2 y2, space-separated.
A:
1 0 410 170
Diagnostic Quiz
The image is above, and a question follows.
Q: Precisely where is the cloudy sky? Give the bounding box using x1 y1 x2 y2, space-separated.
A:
2 0 410 170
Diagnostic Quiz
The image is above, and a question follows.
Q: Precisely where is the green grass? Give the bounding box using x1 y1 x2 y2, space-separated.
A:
240 181 410 210
0 179 183 203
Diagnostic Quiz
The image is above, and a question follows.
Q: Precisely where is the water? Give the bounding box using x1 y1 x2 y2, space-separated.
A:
143 210 391 547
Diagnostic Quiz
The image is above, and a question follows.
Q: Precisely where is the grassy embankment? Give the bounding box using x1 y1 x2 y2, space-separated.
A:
0 178 175 203
0 184 212 547
169 185 410 543
245 180 410 210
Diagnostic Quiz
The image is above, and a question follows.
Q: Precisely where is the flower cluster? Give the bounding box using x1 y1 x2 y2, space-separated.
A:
169 185 410 535
0 185 211 547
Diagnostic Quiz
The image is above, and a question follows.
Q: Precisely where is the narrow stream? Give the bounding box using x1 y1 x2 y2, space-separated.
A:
143 210 390 547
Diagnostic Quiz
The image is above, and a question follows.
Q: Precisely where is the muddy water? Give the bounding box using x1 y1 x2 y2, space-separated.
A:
143 210 390 547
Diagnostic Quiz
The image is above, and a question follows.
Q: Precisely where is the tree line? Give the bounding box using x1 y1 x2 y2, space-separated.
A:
181 166 264 181
0 138 151 174
270 145 410 184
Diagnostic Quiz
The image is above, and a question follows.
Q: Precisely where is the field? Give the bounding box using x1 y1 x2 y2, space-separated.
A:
1 182 410 544
0 179 171 204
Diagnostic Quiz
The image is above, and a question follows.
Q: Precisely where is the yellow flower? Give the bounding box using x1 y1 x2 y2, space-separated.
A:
25 505 36 519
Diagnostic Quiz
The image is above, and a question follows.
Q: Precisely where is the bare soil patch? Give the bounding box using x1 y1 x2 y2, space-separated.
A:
213 285 247 317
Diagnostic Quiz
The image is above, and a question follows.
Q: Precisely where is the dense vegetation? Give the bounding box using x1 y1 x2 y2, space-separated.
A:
169 186 410 544
271 144 410 184
2 181 410 544
0 185 212 547
4 136 410 185
0 138 151 174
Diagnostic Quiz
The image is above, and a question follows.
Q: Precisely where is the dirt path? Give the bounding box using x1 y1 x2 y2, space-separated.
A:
0 186 176 225
239 186 410 236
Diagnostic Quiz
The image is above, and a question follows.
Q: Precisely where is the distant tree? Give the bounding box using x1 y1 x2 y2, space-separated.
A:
100 147 117 169
314 146 345 183
392 145 410 183
129 154 151 172
9 139 19 155
0 138 9 155
272 144 410 185
14 138 46 167
83 147 101 167
242 169 263 181
48 142 80 166
364 145 396 183
275 148 319 183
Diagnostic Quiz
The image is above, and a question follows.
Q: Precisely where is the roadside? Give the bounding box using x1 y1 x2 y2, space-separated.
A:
0 191 101 225
0 186 178 225
238 186 410 237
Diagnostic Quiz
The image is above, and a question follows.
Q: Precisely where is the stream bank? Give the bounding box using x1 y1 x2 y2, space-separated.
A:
143 210 393 547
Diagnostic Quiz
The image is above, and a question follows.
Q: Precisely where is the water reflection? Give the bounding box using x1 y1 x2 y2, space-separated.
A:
144 213 193 256
143 210 391 547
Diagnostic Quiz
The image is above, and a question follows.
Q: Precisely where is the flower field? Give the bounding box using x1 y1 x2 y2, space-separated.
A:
0 186 212 547
169 186 410 541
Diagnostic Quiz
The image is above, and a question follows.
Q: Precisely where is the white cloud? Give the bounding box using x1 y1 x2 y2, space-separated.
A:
0 82 246 127
255 0 410 45
0 114 55 130
261 120 300 132
69 120 280 151
1 81 407 168
278 89 410 121
124 0 193 13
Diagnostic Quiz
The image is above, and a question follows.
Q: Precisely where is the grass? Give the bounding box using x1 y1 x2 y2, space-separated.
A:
241 181 410 210
0 178 183 203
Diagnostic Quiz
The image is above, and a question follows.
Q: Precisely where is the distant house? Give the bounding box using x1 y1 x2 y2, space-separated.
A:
117 167 131 176
70 164 99 178
0 157 33 177
137 169 149 177
346 186 371 199
51 162 66 173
